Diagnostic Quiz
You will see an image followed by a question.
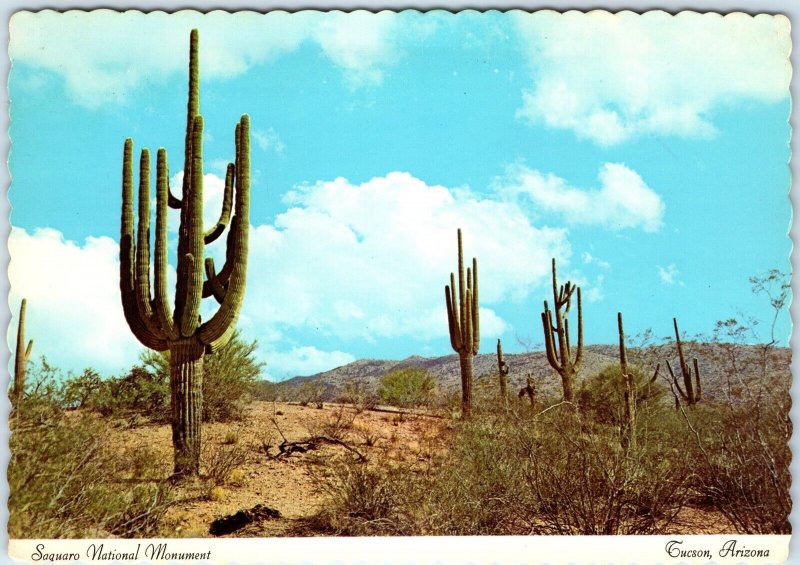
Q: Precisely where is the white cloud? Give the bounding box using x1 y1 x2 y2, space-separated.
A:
311 11 401 87
657 263 684 286
8 227 141 375
265 346 356 380
10 11 406 107
514 11 791 145
244 171 568 347
495 163 664 232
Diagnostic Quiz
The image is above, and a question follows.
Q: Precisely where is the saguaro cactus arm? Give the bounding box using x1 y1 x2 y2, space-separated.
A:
199 115 251 353
204 163 234 244
153 149 178 341
120 140 168 351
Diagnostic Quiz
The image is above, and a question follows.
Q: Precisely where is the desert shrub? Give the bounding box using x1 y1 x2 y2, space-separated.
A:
515 405 692 534
203 442 248 486
9 411 172 538
294 379 327 408
312 402 692 536
378 368 435 408
93 366 170 420
339 379 378 413
60 368 104 410
255 380 282 401
313 458 417 536
141 330 264 422
578 363 665 425
416 416 525 535
683 393 791 533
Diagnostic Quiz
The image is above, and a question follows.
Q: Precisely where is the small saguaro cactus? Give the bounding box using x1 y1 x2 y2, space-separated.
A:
496 338 509 406
119 29 251 476
665 318 701 406
617 312 635 450
13 298 33 410
541 258 583 402
518 372 536 411
445 228 479 418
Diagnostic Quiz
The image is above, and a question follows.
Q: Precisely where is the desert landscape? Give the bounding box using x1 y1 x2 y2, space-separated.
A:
7 11 792 543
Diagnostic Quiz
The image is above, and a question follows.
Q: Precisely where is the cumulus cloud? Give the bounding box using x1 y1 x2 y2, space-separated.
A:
244 172 566 346
10 11 406 106
495 163 664 232
263 346 356 381
514 11 791 145
8 227 141 375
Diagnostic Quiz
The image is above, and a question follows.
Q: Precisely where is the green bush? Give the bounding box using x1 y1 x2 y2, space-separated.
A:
140 330 264 422
378 368 435 408
578 363 665 425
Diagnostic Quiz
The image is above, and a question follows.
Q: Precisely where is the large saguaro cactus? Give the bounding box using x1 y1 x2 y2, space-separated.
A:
12 298 33 410
665 318 701 406
119 29 250 476
445 229 479 418
617 312 635 450
541 258 583 402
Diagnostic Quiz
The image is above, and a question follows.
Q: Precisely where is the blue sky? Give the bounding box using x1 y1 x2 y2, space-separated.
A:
7 10 792 380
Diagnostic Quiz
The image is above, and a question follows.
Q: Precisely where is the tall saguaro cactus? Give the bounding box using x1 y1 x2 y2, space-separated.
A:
13 298 33 410
666 318 701 406
119 29 250 476
541 258 583 402
445 229 479 418
496 338 509 406
617 312 635 450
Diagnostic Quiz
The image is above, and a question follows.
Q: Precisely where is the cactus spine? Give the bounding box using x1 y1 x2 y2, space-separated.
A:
445 229 479 418
119 30 250 476
617 312 635 450
13 299 33 410
496 338 509 406
665 318 701 406
541 258 583 402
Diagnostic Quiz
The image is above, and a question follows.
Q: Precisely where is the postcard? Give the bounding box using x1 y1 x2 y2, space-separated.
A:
5 8 793 564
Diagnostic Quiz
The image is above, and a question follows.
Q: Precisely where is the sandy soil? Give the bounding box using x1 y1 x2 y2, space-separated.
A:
107 401 735 538
110 401 453 537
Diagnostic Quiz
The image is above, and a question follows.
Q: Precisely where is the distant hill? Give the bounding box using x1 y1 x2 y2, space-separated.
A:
260 343 791 403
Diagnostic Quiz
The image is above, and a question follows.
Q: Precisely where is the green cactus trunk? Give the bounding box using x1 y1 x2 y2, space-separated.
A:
618 312 635 451
458 352 474 418
13 298 33 412
170 339 204 476
119 30 251 477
